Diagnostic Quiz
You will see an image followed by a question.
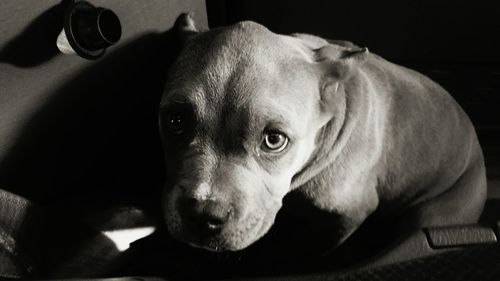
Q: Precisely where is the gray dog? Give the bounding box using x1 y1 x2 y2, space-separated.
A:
159 14 487 259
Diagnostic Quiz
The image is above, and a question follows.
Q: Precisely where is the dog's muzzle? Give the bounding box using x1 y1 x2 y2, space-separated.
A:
178 197 233 237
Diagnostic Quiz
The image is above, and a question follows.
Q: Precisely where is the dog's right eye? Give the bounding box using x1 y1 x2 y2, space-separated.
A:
166 111 185 134
261 131 289 153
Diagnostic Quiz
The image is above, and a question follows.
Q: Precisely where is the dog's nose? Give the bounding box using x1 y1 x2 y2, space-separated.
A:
179 198 232 233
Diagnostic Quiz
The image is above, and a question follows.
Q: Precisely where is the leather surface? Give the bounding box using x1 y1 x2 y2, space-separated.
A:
425 225 498 248
239 244 500 281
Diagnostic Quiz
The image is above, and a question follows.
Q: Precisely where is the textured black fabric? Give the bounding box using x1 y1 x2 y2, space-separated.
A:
329 244 500 281
0 190 36 278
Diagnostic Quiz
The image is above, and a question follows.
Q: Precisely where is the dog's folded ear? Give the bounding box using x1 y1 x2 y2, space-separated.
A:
316 45 369 81
316 45 369 121
173 13 200 44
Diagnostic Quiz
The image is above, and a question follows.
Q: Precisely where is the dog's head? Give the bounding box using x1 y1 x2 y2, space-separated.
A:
159 14 368 251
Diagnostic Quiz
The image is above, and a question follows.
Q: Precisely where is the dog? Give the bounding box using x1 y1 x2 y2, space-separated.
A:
159 14 487 260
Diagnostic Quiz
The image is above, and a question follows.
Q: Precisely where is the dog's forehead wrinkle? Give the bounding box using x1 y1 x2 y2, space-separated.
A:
279 34 317 62
191 21 294 77
256 99 313 137
192 54 258 117
169 21 314 105
227 21 314 62
178 27 314 115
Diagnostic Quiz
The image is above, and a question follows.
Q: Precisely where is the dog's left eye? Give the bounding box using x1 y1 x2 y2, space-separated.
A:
262 132 288 153
166 112 185 134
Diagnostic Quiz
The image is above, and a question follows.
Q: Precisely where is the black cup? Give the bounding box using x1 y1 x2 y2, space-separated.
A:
64 1 122 59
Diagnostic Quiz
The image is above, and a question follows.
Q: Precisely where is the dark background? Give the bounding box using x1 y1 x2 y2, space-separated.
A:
207 0 500 63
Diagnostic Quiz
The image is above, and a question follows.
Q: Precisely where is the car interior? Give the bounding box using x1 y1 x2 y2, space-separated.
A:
0 0 499 280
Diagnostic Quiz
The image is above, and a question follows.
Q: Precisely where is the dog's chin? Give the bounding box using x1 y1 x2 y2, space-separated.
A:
171 231 248 252
186 238 244 252
171 216 273 252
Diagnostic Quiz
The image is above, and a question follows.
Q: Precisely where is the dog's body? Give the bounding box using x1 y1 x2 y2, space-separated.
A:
159 14 486 259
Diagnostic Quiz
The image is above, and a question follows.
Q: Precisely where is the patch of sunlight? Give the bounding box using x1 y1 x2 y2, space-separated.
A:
103 226 156 251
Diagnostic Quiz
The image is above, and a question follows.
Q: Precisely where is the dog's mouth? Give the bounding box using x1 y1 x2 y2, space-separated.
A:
183 223 228 252
173 210 269 252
